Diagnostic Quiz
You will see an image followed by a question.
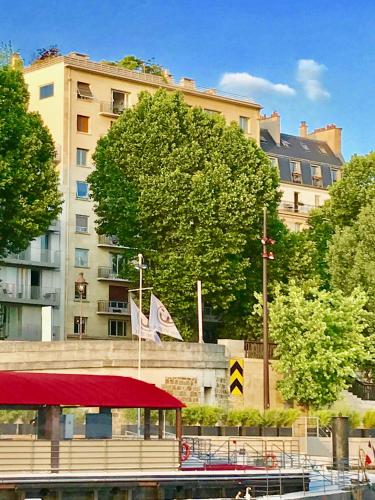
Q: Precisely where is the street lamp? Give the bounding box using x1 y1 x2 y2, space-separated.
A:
76 272 87 340
261 207 275 410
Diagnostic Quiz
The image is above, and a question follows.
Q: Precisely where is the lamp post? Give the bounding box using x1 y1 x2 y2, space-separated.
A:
76 272 87 340
261 207 275 410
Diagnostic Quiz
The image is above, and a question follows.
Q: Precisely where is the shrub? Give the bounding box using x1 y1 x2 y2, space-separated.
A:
182 406 203 426
363 411 375 429
200 406 224 426
260 409 300 428
310 408 362 428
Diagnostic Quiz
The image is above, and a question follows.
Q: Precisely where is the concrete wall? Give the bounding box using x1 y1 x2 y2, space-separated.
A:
0 340 229 407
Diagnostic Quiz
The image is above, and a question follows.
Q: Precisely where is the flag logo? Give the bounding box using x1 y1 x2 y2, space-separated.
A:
130 297 161 344
149 294 183 340
230 359 244 396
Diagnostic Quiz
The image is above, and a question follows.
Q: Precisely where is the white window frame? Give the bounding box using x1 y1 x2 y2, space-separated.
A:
239 116 249 133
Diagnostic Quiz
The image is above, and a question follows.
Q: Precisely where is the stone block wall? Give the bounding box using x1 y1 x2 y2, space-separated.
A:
162 377 200 404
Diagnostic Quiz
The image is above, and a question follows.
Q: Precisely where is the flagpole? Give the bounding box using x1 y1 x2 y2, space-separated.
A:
197 281 204 343
138 253 143 381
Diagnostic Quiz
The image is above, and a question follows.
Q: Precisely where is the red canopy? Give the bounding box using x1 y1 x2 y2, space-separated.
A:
0 372 185 408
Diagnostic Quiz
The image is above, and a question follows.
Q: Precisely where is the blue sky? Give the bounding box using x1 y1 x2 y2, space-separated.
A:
1 0 373 159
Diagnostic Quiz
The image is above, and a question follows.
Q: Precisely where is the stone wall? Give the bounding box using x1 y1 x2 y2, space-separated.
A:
215 376 229 408
162 377 200 405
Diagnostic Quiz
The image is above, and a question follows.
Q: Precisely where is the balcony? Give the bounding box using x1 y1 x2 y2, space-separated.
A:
0 284 60 306
97 300 130 315
97 235 124 248
279 201 317 215
4 249 60 268
97 266 129 282
99 101 126 117
48 220 60 232
244 341 277 360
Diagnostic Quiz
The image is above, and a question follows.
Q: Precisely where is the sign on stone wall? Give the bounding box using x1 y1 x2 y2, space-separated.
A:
229 358 244 395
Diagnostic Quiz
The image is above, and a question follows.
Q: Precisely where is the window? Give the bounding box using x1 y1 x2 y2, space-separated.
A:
294 223 302 232
75 248 89 267
239 116 249 133
269 157 278 167
77 115 89 133
112 90 128 114
76 181 89 199
301 143 310 151
74 281 87 299
108 319 127 337
331 168 339 182
74 316 87 335
111 253 125 276
281 139 291 147
76 148 88 166
40 233 49 250
290 161 302 183
311 165 322 187
76 214 88 233
39 83 54 99
77 82 93 100
204 108 220 115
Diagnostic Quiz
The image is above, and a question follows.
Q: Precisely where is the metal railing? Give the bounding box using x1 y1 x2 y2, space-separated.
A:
350 379 375 400
245 341 277 359
99 101 127 115
98 234 122 246
5 249 60 267
98 267 121 280
97 300 129 314
0 284 59 306
279 201 317 214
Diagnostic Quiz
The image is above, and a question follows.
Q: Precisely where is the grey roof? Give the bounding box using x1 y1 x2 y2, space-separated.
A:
260 130 343 167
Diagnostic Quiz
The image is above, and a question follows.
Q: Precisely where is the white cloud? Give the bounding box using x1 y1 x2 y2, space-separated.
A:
219 72 296 97
297 59 330 101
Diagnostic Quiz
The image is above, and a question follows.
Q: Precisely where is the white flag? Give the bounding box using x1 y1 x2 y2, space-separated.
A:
130 297 161 344
149 294 183 340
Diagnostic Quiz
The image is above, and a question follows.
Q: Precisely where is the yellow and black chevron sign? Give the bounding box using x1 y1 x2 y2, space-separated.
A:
230 358 244 395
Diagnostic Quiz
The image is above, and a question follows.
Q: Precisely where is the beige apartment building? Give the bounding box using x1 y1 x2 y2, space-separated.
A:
1 52 342 341
22 52 262 341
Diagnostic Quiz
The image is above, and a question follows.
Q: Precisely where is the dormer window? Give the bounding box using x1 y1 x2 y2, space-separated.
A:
281 139 291 148
311 165 322 187
301 143 310 151
290 161 302 183
331 168 340 183
77 82 93 100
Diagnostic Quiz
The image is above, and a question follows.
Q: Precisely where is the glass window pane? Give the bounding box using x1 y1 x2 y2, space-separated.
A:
40 84 54 99
76 215 88 232
76 182 88 198
76 148 88 166
75 248 88 267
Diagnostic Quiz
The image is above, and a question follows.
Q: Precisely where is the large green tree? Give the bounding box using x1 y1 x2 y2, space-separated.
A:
0 64 61 256
269 283 368 408
89 89 281 338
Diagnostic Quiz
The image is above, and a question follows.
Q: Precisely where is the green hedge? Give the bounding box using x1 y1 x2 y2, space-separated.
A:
182 406 301 427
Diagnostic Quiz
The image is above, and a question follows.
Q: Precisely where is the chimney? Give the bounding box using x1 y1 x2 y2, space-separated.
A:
308 124 342 157
259 111 280 145
11 53 23 70
299 121 308 138
179 77 196 89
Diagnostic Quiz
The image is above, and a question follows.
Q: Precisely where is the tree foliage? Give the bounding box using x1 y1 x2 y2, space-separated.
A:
0 64 61 256
89 89 280 338
269 283 368 408
106 55 166 77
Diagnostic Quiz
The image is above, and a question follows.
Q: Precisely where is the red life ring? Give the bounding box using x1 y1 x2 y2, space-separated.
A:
264 453 278 468
181 441 191 462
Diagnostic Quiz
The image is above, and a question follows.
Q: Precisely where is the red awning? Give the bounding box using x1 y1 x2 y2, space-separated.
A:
0 372 185 409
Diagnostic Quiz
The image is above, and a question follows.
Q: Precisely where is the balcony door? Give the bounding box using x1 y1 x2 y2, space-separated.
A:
111 90 126 115
30 269 41 299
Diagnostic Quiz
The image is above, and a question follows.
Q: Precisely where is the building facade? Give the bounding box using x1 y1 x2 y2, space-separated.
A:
22 52 261 341
260 112 344 231
1 52 343 341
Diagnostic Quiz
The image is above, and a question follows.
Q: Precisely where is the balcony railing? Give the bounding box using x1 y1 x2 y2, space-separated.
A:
349 379 375 401
98 300 130 315
97 266 129 281
98 235 123 247
99 101 126 116
244 341 277 360
4 249 60 267
279 201 317 215
0 284 59 306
